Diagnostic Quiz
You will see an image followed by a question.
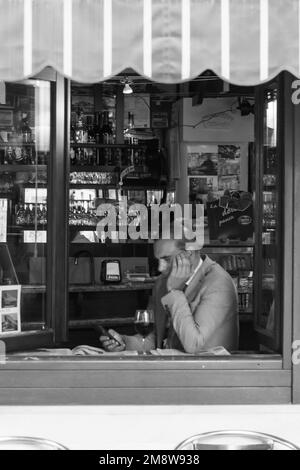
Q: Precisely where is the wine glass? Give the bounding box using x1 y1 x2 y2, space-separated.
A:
134 309 154 355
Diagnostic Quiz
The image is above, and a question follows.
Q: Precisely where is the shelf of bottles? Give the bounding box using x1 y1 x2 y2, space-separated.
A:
70 110 155 183
262 146 277 246
15 202 47 227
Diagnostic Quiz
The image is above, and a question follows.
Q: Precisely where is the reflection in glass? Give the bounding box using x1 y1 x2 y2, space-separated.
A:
259 86 279 333
0 80 50 331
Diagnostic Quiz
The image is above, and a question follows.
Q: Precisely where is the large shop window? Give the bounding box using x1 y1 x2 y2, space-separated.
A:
0 77 53 353
0 72 283 360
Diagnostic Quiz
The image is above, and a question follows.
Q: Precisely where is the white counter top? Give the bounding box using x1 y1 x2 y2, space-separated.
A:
0 405 300 449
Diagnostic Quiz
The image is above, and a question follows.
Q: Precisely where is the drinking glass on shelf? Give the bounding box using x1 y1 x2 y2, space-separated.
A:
134 309 154 355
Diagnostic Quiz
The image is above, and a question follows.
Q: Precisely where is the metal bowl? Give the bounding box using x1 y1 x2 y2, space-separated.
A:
175 430 299 451
0 436 68 450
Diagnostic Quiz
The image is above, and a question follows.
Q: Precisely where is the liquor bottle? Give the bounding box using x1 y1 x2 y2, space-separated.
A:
128 112 134 129
83 149 89 166
78 148 85 166
24 204 31 225
70 148 77 165
86 115 95 143
74 111 88 143
5 146 13 164
21 115 32 143
15 203 26 225
13 145 24 164
41 204 47 225
101 111 113 144
36 204 42 224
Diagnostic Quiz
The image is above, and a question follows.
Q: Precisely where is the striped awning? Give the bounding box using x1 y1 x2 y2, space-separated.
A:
0 0 299 84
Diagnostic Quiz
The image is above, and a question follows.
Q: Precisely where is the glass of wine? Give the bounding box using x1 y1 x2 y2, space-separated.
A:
134 309 154 355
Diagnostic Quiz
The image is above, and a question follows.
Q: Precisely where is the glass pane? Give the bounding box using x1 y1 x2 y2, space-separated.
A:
69 83 117 246
0 80 50 334
259 86 279 333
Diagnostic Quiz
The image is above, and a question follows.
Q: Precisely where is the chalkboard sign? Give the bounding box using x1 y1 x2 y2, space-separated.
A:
207 191 254 242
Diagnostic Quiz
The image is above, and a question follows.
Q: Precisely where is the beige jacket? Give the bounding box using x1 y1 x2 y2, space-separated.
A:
161 256 239 353
124 256 239 353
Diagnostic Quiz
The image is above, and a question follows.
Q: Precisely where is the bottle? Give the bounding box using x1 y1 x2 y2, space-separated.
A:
16 203 26 225
37 204 42 224
24 204 31 225
41 204 47 225
13 145 24 164
70 148 76 165
21 116 32 143
74 111 88 143
101 111 113 144
128 112 134 129
5 146 13 164
86 115 95 143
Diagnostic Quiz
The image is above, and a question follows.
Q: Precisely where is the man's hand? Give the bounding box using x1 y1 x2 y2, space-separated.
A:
166 251 193 292
99 329 126 352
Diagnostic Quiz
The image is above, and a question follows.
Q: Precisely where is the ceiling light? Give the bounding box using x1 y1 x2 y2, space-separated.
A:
123 82 133 94
120 77 133 94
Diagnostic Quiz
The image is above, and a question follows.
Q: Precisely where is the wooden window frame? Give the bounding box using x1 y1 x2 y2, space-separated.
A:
0 71 299 406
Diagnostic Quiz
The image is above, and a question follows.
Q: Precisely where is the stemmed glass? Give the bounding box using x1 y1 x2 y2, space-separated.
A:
134 309 154 355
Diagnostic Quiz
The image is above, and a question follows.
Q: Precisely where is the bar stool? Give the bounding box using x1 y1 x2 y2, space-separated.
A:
0 436 68 450
175 430 299 450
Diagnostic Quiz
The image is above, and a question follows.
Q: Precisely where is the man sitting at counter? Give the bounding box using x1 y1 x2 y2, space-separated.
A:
99 233 239 354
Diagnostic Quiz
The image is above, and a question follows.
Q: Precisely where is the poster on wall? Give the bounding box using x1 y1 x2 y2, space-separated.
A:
189 176 218 196
218 144 241 191
187 144 218 176
218 175 240 191
0 285 21 335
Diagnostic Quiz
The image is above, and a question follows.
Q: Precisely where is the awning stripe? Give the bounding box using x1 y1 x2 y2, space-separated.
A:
181 0 190 80
143 0 152 77
221 0 230 80
63 0 72 77
103 0 112 77
260 0 269 81
1 0 300 84
23 0 32 77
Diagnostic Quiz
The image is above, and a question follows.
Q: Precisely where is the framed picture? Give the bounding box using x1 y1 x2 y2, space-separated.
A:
187 144 218 176
186 142 248 198
0 285 21 335
189 176 218 195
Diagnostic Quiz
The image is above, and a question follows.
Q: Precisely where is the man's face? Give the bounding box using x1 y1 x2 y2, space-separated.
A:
154 240 183 275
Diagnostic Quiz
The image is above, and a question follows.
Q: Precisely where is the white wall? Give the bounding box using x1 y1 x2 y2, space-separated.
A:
182 97 254 143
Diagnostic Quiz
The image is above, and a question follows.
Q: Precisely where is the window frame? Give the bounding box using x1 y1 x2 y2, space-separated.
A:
0 71 298 405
